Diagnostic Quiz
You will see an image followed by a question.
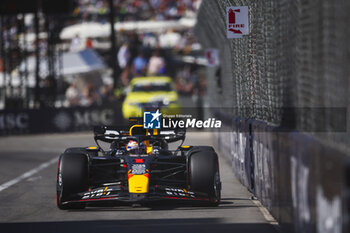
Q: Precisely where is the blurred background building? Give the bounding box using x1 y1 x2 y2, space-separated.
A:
0 0 205 111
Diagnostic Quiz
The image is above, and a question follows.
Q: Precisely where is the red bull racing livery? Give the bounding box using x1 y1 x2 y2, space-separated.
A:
56 120 221 209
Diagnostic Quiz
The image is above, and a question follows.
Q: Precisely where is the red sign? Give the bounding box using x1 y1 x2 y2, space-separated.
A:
227 6 249 38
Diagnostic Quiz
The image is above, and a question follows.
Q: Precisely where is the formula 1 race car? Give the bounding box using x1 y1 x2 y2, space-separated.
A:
56 120 221 209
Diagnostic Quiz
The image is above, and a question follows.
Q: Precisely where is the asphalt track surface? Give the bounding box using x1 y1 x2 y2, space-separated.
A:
0 132 278 233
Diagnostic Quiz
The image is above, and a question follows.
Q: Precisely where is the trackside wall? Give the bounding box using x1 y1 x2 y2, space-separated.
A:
195 1 350 233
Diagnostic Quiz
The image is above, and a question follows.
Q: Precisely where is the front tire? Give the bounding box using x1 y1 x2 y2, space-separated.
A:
56 153 88 210
189 146 221 206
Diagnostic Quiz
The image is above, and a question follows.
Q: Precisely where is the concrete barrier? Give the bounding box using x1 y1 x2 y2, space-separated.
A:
213 111 349 233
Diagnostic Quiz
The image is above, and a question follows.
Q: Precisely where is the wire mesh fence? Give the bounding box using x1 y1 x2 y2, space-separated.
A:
195 0 350 149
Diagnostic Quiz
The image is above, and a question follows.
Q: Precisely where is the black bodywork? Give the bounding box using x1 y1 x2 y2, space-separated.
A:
57 123 221 208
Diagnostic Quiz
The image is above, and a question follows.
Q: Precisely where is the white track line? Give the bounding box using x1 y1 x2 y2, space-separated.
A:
252 199 281 232
0 157 58 192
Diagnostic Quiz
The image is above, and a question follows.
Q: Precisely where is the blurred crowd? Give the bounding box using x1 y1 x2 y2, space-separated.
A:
117 43 166 85
65 81 115 107
63 0 204 108
72 0 201 23
0 0 206 110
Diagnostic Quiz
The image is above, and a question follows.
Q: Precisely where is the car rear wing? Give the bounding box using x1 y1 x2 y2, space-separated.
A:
93 125 186 143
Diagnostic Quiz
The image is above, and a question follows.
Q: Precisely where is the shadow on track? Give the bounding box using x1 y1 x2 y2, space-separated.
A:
1 218 276 233
65 199 257 212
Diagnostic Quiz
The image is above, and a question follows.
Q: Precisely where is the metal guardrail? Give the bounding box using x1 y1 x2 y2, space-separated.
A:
196 1 350 232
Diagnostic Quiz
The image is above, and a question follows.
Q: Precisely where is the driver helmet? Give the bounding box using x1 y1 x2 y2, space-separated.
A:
126 140 147 154
127 140 138 152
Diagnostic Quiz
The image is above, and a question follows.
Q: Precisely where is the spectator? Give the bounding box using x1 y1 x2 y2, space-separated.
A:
70 34 82 52
159 29 181 48
81 83 101 106
147 50 165 75
65 82 81 107
117 42 130 69
118 42 132 85
132 51 148 76
99 84 115 104
85 37 93 49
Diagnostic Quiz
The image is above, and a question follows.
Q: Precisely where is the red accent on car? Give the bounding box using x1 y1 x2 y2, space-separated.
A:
165 196 179 199
135 158 144 163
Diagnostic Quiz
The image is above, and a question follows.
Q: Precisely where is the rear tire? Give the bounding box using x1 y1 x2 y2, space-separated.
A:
56 153 88 210
189 147 221 206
